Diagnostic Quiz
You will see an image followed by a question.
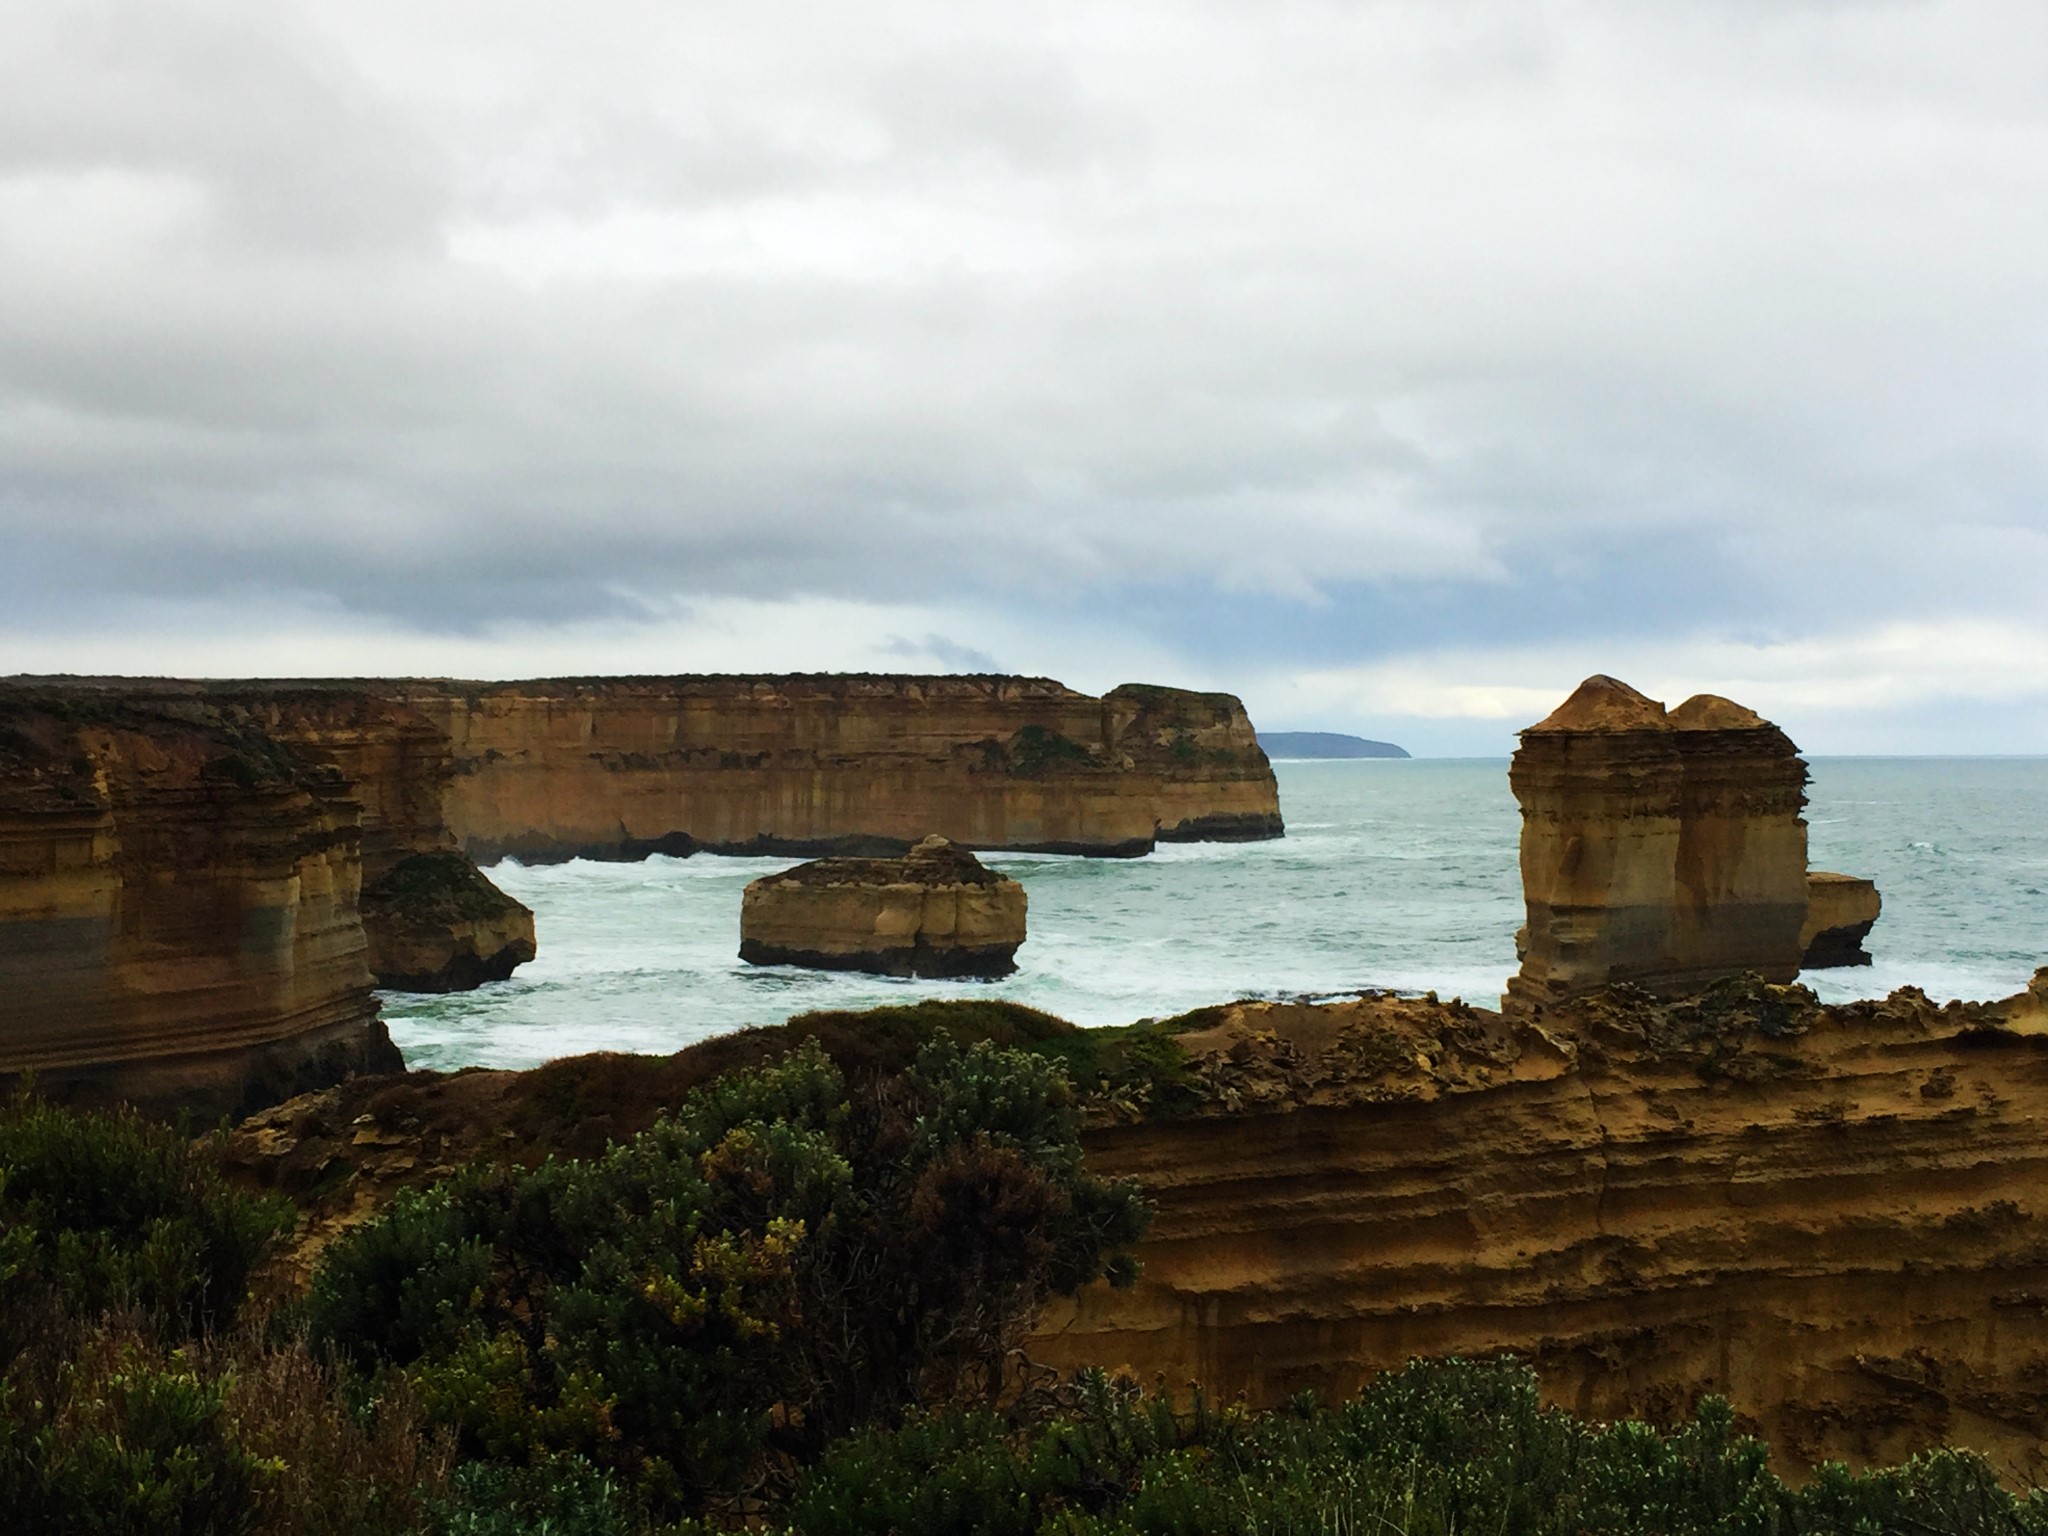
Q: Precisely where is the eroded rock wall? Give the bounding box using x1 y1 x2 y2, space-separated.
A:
392 675 1282 861
1508 677 1808 1005
0 693 398 1118
1033 980 2048 1481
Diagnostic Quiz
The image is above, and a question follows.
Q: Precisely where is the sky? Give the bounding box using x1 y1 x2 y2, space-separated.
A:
4 1 2046 755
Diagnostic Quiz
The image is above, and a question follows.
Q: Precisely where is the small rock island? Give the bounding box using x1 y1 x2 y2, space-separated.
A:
739 834 1027 978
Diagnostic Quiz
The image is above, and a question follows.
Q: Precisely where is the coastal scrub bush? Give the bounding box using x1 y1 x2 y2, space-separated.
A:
307 1037 1150 1517
0 1088 292 1350
782 1359 2048 1536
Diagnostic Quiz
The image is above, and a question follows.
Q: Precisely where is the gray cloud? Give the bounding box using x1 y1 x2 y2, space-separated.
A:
4 0 2047 745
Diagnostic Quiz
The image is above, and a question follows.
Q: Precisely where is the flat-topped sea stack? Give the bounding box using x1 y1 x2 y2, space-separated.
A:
1507 676 1810 1007
0 688 399 1119
739 835 1026 977
388 675 1281 861
1802 871 1882 968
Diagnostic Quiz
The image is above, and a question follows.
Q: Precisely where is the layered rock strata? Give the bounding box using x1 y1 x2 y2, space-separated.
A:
739 834 1026 977
1034 975 2048 1481
0 691 399 1119
388 675 1281 862
1801 872 1882 969
5 680 534 994
1508 677 1809 1007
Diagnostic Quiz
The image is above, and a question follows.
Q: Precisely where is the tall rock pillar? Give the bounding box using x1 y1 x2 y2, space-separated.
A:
1507 676 1808 1009
1506 677 1687 1008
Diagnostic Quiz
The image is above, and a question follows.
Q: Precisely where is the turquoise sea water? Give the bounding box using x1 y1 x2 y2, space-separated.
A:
385 758 2048 1073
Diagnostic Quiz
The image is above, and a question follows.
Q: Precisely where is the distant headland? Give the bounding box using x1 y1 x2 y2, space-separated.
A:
1257 730 1410 760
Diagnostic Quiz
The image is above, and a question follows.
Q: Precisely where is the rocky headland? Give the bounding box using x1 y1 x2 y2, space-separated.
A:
739 834 1026 977
1257 730 1411 760
390 674 1282 862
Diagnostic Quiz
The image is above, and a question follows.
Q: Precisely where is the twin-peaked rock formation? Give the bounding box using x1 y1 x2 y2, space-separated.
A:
1508 676 1818 1007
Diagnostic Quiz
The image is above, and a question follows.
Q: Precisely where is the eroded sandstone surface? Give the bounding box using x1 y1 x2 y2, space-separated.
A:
1034 975 2048 1480
740 834 1026 977
0 690 399 1118
1509 676 1811 1006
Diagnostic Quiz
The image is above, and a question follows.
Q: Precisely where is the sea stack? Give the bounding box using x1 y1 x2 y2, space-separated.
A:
1801 872 1882 968
739 835 1026 978
1506 676 1809 1007
359 851 536 992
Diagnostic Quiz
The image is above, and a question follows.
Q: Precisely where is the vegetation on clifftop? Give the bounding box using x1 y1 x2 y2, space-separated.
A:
11 1011 2048 1533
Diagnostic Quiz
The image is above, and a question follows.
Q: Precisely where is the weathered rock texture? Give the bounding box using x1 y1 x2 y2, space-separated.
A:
1034 974 2048 1481
1802 872 1882 969
388 675 1281 862
0 691 400 1119
1508 677 1809 1007
359 851 536 992
5 680 534 994
740 835 1026 977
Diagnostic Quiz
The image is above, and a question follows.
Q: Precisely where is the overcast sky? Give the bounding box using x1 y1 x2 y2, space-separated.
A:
4 0 2046 753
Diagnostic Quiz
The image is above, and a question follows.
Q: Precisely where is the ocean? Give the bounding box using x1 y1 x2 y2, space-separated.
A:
385 758 2048 1073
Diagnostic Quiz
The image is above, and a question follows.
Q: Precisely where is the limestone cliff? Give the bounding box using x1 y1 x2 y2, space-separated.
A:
389 675 1282 862
1033 976 2048 1481
0 691 399 1119
6 680 534 994
739 835 1026 977
1508 677 1808 1006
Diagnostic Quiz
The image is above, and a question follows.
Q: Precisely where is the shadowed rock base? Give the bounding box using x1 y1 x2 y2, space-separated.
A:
737 938 1020 979
1801 871 1882 969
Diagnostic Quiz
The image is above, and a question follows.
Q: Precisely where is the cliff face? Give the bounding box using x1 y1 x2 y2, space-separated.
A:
1508 677 1808 1006
392 676 1282 862
0 693 399 1119
1033 977 2048 1480
739 835 1026 977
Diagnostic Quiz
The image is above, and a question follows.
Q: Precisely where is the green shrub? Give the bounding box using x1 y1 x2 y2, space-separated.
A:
783 1360 2048 1536
0 1090 292 1350
309 1039 1150 1517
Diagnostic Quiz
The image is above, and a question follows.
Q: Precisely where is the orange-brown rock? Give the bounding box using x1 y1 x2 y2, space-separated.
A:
1802 871 1882 969
1508 677 1808 1006
359 850 536 992
389 675 1282 862
7 680 535 994
0 690 399 1119
1032 975 2048 1480
740 835 1026 977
